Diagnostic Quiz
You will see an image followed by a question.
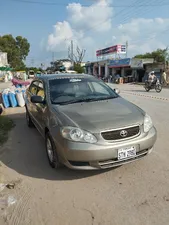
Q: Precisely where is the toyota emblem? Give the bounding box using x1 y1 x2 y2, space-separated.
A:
120 130 128 138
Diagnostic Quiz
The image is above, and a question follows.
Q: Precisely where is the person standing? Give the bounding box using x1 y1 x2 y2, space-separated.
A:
161 70 167 86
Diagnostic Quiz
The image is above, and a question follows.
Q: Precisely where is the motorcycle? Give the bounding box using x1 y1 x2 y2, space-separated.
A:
144 79 162 93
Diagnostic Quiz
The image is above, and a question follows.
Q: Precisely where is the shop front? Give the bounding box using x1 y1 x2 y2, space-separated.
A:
85 62 94 75
130 58 144 82
93 63 99 76
130 58 155 82
108 58 131 83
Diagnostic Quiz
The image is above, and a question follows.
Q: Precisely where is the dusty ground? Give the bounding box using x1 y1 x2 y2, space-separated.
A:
0 84 169 225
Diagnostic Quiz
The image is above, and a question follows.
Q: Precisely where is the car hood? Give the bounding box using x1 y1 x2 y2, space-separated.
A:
53 97 145 133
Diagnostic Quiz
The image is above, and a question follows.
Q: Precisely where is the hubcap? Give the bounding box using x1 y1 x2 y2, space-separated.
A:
46 138 54 162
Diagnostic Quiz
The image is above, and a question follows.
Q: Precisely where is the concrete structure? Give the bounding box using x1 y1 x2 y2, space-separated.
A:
0 52 8 67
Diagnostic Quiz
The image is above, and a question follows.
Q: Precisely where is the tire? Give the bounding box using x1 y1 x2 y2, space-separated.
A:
144 82 150 92
144 85 150 92
45 132 61 169
26 109 34 128
145 87 150 92
155 84 162 93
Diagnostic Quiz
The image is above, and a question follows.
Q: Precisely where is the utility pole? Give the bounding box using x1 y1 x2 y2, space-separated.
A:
31 58 34 67
126 41 128 58
71 40 74 69
164 46 168 70
52 52 55 63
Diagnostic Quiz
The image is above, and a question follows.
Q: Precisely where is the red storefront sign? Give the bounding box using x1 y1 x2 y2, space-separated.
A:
96 45 126 57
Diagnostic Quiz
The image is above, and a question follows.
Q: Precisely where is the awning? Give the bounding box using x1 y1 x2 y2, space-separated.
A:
108 58 131 68
109 65 130 68
0 66 12 71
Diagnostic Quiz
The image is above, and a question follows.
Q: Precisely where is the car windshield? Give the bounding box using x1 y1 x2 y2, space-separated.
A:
49 77 118 105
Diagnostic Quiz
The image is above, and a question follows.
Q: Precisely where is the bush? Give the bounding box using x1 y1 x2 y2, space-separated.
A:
74 64 85 74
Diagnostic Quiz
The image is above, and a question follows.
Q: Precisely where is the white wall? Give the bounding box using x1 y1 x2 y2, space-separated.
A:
0 52 8 66
62 61 72 70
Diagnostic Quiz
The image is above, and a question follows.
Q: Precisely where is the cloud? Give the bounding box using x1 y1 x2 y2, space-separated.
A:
67 0 113 32
47 0 169 61
117 18 169 56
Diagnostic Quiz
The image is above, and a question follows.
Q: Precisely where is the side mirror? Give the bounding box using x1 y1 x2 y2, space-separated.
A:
31 95 45 104
114 88 120 94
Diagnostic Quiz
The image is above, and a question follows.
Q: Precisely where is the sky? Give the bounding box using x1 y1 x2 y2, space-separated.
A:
1 0 169 67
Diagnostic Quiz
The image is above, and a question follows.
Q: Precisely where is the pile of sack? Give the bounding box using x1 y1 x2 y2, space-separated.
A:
0 87 26 108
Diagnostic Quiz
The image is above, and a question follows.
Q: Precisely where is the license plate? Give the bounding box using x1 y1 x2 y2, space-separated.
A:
118 146 136 160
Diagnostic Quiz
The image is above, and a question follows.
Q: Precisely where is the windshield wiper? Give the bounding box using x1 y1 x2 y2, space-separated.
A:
55 98 94 105
95 96 118 101
53 96 118 105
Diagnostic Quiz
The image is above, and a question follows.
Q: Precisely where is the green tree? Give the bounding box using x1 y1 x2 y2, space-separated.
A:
0 34 30 70
26 67 43 73
134 48 169 63
74 63 85 73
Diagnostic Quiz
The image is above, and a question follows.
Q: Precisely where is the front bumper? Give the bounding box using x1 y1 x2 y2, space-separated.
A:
55 126 157 170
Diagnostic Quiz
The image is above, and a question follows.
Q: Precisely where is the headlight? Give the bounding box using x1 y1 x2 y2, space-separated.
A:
144 114 153 133
61 127 97 144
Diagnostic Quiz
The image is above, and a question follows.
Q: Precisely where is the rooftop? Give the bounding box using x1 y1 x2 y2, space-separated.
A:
35 73 92 80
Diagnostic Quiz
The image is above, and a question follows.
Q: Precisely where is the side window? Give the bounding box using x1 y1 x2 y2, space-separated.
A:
91 82 109 95
29 81 39 95
37 82 45 99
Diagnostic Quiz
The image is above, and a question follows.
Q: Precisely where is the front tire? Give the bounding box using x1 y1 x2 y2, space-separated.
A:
155 84 162 93
26 109 34 128
45 132 61 169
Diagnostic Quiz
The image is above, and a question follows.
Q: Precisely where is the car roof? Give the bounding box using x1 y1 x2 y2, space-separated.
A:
35 73 94 81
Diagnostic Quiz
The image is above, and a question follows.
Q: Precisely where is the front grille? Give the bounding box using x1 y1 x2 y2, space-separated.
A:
101 126 140 141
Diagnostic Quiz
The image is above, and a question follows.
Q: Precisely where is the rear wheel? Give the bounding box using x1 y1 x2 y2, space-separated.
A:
144 83 150 92
26 109 34 128
45 132 61 169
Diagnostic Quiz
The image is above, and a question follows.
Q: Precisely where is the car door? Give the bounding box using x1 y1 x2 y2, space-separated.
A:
34 81 47 136
26 80 39 121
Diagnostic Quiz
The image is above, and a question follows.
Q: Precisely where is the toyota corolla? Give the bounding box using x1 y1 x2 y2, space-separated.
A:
25 74 157 170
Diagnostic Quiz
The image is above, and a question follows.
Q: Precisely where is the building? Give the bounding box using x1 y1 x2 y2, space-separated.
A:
60 59 72 71
85 57 164 83
0 52 8 67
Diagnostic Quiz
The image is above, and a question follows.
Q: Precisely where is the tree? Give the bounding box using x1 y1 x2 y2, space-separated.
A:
68 45 86 64
134 48 169 63
0 34 30 70
47 59 71 72
74 63 85 73
26 67 43 73
51 60 65 71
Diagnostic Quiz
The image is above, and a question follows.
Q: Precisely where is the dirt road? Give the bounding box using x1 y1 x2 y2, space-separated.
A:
1 91 169 225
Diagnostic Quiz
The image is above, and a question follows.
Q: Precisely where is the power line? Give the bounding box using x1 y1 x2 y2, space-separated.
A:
118 0 166 25
132 26 169 45
67 0 167 53
7 0 169 7
70 0 156 42
67 0 142 42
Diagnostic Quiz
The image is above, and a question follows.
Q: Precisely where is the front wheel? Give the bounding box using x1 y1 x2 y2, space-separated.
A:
26 109 34 128
45 132 61 169
155 84 162 93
